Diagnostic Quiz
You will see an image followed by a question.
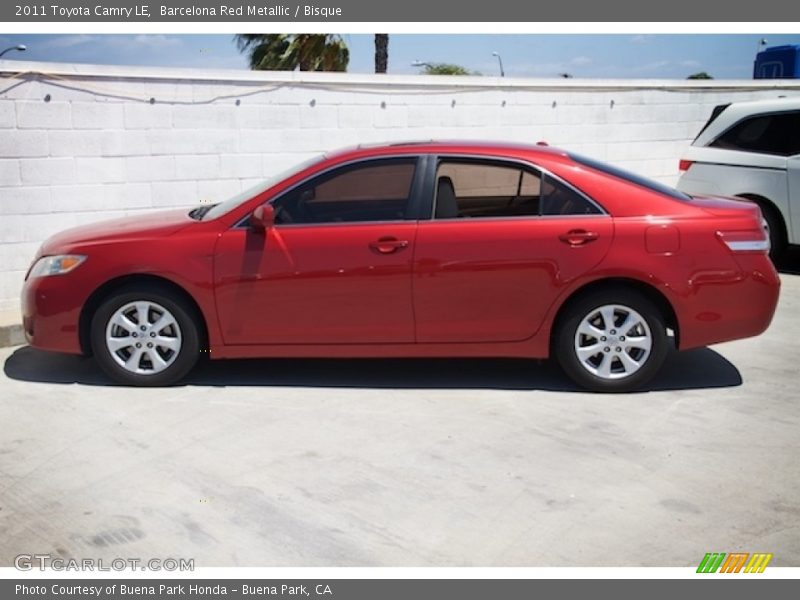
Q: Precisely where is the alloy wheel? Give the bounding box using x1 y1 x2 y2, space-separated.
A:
573 304 653 380
105 301 183 375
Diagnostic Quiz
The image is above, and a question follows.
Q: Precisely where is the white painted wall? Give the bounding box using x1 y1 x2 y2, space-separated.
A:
2 60 800 312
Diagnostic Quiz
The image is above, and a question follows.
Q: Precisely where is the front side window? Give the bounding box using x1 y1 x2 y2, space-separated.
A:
274 158 417 224
710 111 800 156
434 159 600 219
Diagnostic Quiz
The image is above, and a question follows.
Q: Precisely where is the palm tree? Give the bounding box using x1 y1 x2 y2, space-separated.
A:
235 34 349 72
374 34 388 73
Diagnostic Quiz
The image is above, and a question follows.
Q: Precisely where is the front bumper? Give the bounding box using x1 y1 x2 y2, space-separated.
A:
21 273 87 355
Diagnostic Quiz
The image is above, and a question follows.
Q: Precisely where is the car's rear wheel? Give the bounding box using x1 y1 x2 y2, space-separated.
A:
91 285 200 386
554 290 670 393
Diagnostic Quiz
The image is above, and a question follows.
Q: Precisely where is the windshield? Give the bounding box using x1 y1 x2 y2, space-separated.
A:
200 154 325 221
569 152 691 202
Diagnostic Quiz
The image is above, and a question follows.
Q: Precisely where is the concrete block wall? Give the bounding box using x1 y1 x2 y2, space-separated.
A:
1 60 800 312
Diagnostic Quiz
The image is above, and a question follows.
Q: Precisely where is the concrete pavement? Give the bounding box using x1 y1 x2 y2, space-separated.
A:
0 275 798 567
0 309 23 348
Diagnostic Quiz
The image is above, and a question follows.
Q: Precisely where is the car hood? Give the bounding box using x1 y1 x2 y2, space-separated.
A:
41 209 195 254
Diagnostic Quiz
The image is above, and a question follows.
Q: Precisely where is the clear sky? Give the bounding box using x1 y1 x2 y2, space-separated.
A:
2 33 800 79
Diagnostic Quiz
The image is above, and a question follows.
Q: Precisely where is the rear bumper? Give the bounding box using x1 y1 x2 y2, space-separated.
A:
677 256 781 350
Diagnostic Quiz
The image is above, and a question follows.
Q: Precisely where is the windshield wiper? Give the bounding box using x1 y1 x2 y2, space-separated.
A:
188 204 218 220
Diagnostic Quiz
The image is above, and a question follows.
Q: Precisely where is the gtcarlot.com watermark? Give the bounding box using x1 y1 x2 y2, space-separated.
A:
14 554 194 572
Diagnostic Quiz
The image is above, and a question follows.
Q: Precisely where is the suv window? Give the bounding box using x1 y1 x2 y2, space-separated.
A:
710 111 800 156
434 159 600 219
274 158 417 224
694 103 730 141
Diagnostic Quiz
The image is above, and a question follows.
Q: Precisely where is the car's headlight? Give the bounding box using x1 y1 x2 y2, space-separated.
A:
28 255 87 278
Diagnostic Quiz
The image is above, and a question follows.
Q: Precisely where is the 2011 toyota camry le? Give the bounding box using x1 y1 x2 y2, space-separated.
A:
21 141 780 392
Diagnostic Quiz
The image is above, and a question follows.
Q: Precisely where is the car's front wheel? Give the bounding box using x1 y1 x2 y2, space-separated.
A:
91 285 200 386
554 290 670 392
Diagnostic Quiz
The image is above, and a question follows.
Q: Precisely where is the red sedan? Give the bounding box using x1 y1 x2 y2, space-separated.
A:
21 141 780 392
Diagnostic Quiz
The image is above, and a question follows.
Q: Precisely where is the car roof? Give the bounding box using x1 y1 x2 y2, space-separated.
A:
323 139 573 163
694 96 800 146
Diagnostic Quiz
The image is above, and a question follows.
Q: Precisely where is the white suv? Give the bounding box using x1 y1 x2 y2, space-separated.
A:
677 97 800 259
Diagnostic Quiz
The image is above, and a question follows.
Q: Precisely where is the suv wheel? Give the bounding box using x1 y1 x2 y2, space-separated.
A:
739 195 787 262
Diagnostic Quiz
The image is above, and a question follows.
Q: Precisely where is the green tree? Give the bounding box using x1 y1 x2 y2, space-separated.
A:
420 63 474 76
374 34 389 73
235 34 349 72
687 71 713 79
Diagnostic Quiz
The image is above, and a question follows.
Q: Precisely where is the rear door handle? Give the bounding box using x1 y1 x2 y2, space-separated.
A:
559 229 599 246
369 237 409 254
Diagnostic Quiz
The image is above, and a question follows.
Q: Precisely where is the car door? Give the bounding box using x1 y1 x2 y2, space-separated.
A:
789 154 800 244
214 156 423 345
413 157 613 343
787 113 800 244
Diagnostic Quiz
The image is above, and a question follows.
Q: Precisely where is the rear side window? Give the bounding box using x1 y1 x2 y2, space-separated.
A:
710 111 800 156
434 159 601 219
436 161 541 218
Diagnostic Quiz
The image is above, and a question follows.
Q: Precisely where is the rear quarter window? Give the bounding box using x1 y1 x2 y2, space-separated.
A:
694 103 730 140
709 111 800 156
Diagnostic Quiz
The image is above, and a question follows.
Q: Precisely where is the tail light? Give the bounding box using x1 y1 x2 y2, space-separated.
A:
679 159 694 171
716 229 770 253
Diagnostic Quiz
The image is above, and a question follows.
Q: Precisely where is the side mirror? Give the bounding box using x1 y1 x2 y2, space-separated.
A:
251 204 275 232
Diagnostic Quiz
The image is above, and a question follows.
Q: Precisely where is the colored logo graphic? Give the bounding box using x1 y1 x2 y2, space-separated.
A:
697 552 773 573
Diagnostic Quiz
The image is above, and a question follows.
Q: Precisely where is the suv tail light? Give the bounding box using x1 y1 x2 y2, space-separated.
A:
679 159 694 171
716 229 770 253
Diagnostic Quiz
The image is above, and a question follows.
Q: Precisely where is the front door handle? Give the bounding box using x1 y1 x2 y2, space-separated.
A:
369 237 409 254
559 229 599 246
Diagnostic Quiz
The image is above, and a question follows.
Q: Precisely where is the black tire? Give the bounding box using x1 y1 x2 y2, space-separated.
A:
738 196 786 263
554 289 670 393
90 284 200 386
762 205 787 263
